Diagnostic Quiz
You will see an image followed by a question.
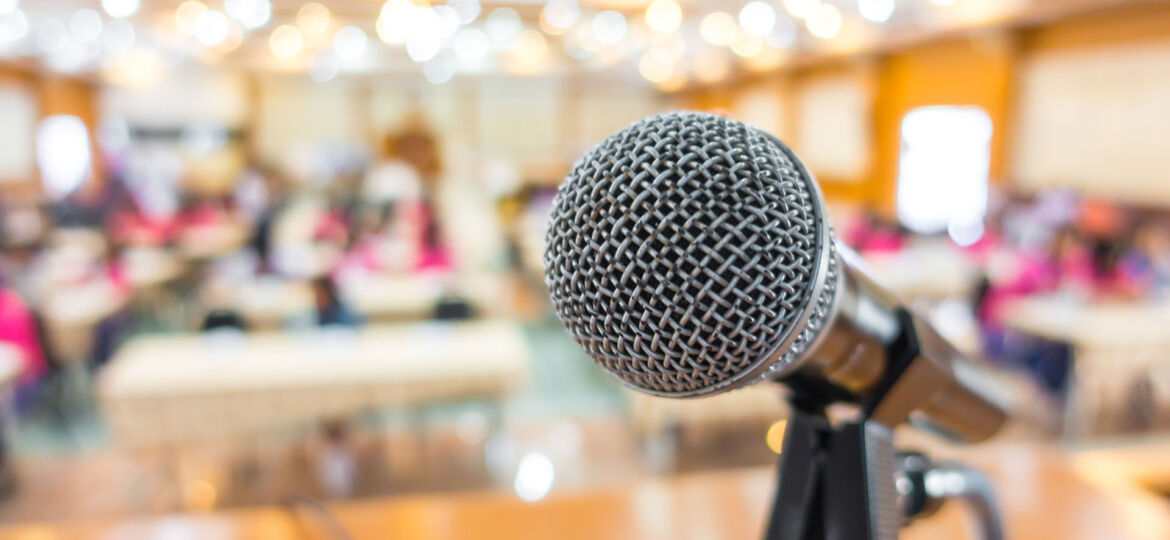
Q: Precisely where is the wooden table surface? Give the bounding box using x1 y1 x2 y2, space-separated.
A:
1 441 1166 540
99 320 532 446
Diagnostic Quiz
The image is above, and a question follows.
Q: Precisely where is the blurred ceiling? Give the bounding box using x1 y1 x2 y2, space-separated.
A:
0 0 1134 91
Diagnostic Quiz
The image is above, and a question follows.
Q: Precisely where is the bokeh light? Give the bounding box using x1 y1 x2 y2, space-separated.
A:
783 0 819 19
269 24 303 59
858 0 896 23
645 0 682 33
540 0 578 36
332 26 367 60
699 12 736 46
739 2 776 37
806 3 842 38
175 1 207 35
102 0 140 18
296 3 331 36
592 11 626 45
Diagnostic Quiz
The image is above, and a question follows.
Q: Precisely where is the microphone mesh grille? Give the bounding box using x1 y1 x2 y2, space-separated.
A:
544 111 826 396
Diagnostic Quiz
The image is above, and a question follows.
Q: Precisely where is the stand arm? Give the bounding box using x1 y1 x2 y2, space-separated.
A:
925 462 1004 540
896 453 1003 540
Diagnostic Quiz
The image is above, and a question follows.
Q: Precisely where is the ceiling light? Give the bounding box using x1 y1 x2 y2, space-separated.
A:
376 0 415 45
806 3 841 38
102 0 139 19
216 21 242 52
448 0 480 25
405 8 442 62
692 47 731 84
540 0 578 35
591 11 626 45
332 25 366 60
506 29 549 74
175 2 206 35
69 9 103 43
645 0 681 33
730 29 763 57
36 19 68 53
638 48 673 83
424 51 457 83
485 7 521 46
225 0 271 29
269 24 302 59
858 0 895 23
308 50 339 82
195 10 229 46
103 18 134 52
434 5 460 38
783 0 819 19
296 3 330 36
453 27 489 64
0 10 29 43
739 2 776 37
766 15 797 48
699 12 735 46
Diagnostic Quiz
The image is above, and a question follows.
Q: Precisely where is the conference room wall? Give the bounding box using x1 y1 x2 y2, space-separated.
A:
871 33 1017 214
788 61 880 204
1012 2 1170 208
0 67 102 201
683 1 1170 216
253 75 664 187
0 70 36 190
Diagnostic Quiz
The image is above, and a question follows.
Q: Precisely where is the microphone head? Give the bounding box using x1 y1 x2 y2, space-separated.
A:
544 111 839 397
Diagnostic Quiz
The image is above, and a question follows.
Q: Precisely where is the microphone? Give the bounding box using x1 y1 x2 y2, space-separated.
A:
543 111 1006 443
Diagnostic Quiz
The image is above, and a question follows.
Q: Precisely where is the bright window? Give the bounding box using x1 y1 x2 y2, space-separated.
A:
36 114 92 199
896 106 992 245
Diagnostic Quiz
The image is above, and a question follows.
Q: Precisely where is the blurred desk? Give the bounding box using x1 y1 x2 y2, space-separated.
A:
342 273 507 321
862 243 979 301
0 344 20 458
0 344 22 387
176 221 249 261
98 320 531 447
1003 295 1170 346
628 386 786 435
122 247 184 290
1003 295 1170 437
1 442 1166 540
38 282 127 364
231 276 313 329
235 273 507 328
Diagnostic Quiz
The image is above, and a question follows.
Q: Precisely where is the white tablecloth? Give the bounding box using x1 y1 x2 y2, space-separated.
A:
1003 295 1170 437
98 320 531 446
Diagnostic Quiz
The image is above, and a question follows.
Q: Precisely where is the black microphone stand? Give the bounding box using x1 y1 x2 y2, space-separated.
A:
763 310 1004 540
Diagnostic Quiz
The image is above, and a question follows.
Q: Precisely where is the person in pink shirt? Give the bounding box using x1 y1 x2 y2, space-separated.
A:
1051 226 1096 296
0 283 46 386
414 216 452 273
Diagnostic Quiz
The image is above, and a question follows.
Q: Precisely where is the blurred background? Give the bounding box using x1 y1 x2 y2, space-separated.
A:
0 0 1167 537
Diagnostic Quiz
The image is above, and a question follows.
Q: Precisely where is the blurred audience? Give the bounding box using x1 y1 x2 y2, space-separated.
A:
310 276 362 328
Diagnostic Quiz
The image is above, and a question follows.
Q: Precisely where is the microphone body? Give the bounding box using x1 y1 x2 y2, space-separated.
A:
544 111 1006 443
784 244 1005 441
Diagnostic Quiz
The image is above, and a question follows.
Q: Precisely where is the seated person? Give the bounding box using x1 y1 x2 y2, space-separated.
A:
311 276 362 328
201 309 247 333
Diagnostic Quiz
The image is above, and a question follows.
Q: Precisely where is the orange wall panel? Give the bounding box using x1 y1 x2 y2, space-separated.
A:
872 33 1017 214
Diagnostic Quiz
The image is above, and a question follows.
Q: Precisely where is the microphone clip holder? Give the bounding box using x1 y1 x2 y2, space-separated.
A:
763 310 1004 540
